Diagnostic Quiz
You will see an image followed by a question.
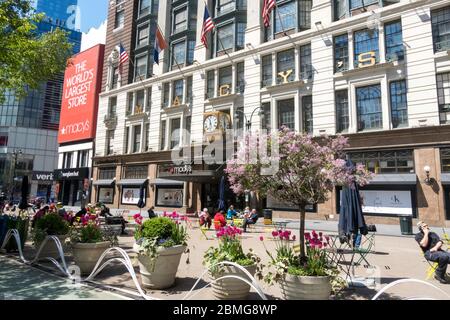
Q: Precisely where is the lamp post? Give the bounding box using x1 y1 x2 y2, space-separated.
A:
9 149 23 202
234 106 265 132
233 107 265 208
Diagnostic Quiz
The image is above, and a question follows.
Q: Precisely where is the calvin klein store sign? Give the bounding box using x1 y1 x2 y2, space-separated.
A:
54 168 89 180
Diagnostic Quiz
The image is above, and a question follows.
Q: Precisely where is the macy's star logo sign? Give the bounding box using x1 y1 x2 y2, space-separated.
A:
61 127 66 135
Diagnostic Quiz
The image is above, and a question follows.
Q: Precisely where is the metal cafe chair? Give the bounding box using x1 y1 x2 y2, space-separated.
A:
352 232 376 266
325 235 355 281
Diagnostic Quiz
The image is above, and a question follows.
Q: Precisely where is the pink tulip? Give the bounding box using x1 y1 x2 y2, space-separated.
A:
259 236 264 241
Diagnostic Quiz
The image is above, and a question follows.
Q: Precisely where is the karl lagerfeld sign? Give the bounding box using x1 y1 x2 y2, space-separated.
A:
32 171 54 182
54 168 89 180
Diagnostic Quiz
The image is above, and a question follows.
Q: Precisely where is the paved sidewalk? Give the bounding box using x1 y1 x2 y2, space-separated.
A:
0 256 129 300
270 218 450 238
2 218 449 300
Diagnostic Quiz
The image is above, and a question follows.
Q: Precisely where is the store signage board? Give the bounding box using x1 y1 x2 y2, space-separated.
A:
58 44 104 143
54 168 90 180
32 171 54 182
358 190 413 216
159 164 193 175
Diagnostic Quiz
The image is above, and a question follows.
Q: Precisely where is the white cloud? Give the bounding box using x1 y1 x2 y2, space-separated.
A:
81 19 107 52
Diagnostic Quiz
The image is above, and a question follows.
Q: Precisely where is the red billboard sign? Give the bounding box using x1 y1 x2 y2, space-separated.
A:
58 44 105 144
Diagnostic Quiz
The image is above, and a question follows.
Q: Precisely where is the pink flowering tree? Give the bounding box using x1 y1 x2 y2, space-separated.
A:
226 127 373 260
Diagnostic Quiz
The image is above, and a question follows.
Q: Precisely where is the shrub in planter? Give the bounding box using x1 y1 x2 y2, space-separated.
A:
0 211 29 252
260 230 345 300
32 213 70 259
203 226 261 300
69 214 117 275
134 216 188 289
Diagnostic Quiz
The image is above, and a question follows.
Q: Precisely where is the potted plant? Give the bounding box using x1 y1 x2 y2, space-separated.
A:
0 209 30 252
69 213 117 275
260 229 344 300
32 212 70 259
133 216 188 289
203 225 261 300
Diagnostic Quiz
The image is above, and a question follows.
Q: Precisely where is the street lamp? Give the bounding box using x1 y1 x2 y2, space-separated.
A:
10 149 23 201
234 106 265 132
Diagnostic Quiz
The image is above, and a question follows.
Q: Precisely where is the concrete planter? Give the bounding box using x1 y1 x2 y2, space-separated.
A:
210 264 257 300
72 241 111 275
280 274 331 300
35 234 68 260
137 244 186 289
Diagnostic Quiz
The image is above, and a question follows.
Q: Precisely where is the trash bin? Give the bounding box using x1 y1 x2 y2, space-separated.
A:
263 209 272 225
399 215 413 235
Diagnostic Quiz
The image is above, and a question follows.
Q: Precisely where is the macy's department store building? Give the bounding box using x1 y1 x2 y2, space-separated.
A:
92 0 450 227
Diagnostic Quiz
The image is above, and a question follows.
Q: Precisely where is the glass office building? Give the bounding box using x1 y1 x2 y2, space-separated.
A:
0 0 81 202
36 0 78 29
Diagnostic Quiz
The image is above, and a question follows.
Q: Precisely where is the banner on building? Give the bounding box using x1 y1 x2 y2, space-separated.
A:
58 44 105 143
360 190 413 216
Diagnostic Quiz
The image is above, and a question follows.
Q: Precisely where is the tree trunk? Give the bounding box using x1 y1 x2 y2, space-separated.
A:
299 206 306 261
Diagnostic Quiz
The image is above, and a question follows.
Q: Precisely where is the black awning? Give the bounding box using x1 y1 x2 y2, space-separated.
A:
368 174 417 185
117 179 148 186
442 173 450 185
158 170 222 183
93 179 115 186
150 178 184 186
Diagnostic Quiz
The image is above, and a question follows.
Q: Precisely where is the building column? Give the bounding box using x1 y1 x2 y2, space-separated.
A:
182 181 189 209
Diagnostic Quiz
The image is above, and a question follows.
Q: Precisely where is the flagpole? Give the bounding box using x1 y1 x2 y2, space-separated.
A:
125 52 149 93
273 0 289 38
205 0 233 64
156 24 185 77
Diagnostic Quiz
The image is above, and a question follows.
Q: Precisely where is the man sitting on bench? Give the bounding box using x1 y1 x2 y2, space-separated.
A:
243 209 259 232
415 221 449 284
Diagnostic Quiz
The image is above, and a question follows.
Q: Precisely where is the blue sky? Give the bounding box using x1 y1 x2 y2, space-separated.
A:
78 0 109 33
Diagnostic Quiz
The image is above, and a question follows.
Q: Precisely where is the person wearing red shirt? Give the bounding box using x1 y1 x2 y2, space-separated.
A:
213 210 227 230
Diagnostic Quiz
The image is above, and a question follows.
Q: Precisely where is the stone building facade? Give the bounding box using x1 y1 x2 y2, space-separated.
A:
93 0 450 227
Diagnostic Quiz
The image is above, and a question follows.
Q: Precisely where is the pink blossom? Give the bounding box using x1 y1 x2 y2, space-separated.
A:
272 231 279 237
259 236 264 241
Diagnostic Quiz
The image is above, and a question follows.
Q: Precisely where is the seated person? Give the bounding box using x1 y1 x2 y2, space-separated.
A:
226 205 238 220
147 206 157 219
415 221 449 284
243 209 259 232
242 207 251 219
56 202 66 217
97 204 127 235
199 208 212 229
32 205 49 228
214 210 227 230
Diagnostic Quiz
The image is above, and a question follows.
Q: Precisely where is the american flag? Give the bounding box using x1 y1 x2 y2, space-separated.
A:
201 5 215 49
119 43 129 65
263 0 276 28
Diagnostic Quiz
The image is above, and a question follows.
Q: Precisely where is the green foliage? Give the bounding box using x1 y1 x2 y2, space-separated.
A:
135 217 188 258
260 232 346 295
135 217 175 241
32 213 69 244
69 223 103 244
0 0 73 102
203 226 260 277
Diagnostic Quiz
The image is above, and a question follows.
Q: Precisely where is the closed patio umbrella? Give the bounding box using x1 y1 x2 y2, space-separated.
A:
137 184 145 210
18 176 29 210
218 176 226 211
338 160 368 243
